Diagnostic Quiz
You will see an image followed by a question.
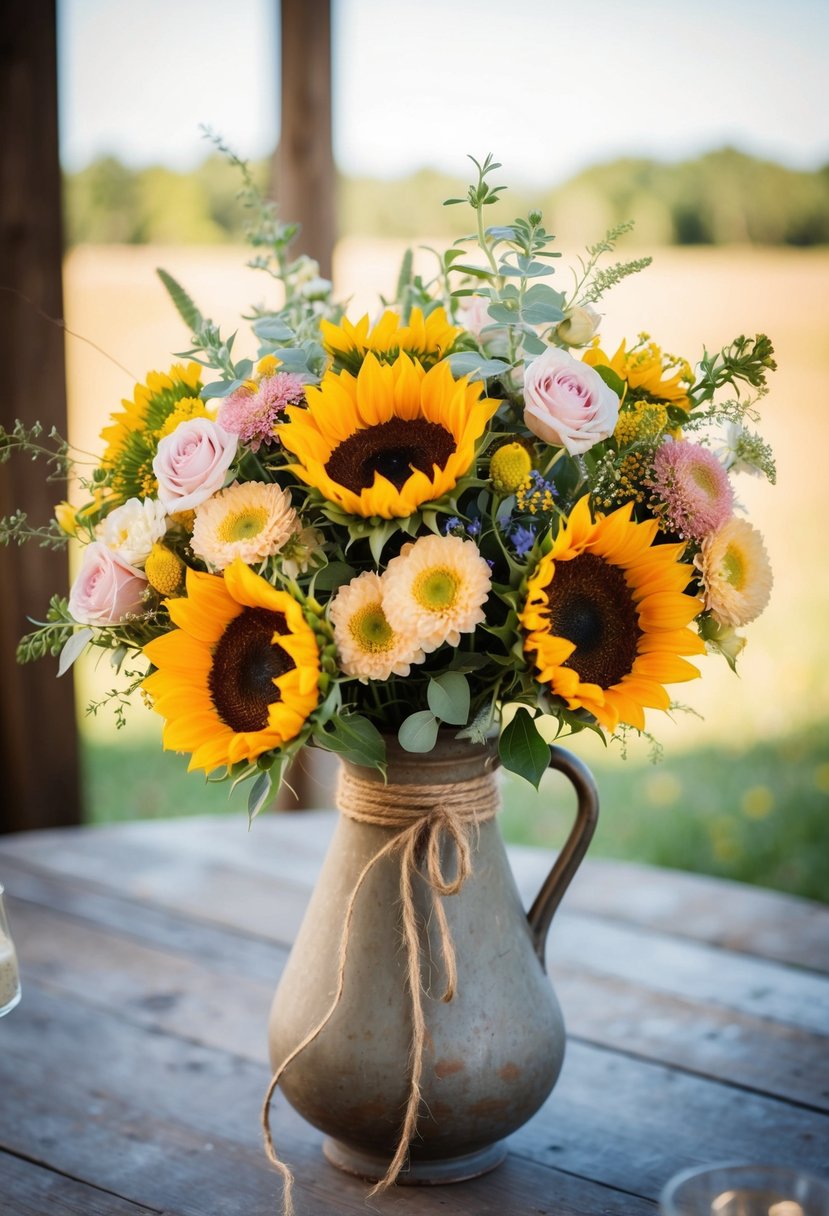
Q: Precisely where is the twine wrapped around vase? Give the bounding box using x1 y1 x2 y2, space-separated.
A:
261 764 499 1215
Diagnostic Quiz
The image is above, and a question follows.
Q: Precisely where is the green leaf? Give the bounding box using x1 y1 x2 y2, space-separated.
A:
57 628 93 677
427 673 470 726
201 379 243 399
247 770 273 825
320 714 386 769
447 352 512 382
156 267 203 331
312 561 356 593
499 707 550 789
592 364 626 398
398 711 439 753
253 316 295 342
522 331 547 356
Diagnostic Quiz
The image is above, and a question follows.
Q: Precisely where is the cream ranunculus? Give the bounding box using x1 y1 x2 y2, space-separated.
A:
523 347 620 455
153 418 237 514
99 497 168 566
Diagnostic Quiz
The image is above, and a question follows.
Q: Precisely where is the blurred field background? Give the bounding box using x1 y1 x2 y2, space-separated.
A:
62 217 829 902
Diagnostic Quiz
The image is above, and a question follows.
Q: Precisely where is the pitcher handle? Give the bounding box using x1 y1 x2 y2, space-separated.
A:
526 745 599 963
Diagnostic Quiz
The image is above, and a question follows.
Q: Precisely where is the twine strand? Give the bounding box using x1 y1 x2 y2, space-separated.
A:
261 767 498 1214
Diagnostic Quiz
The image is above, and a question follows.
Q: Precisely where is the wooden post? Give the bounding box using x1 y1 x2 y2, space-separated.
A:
275 0 336 280
274 0 336 809
0 0 82 831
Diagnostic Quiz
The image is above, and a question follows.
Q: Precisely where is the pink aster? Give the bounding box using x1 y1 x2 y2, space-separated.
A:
217 372 305 451
648 439 734 541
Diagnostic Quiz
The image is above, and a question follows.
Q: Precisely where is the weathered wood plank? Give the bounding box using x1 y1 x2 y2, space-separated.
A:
4 814 826 972
0 984 657 1216
0 1151 161 1216
5 825 827 1037
5 882 828 1111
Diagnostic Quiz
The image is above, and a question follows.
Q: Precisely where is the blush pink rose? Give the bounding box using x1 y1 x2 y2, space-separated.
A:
68 541 148 625
153 418 237 513
523 347 620 455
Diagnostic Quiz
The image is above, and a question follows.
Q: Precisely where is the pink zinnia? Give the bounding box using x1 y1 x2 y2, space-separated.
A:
217 372 305 451
648 439 734 541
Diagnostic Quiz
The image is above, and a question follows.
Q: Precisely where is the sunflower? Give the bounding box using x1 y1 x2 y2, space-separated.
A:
143 559 320 772
320 307 461 373
520 496 704 732
278 352 499 519
100 363 205 504
584 338 692 410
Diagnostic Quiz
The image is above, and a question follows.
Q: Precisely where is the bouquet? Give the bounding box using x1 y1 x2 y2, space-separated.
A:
1 154 776 813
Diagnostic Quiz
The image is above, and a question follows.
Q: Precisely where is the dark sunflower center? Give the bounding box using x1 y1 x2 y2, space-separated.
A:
546 553 641 689
208 607 295 733
324 418 456 492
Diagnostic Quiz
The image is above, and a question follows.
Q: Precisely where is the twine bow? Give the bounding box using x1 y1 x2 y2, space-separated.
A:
261 767 498 1215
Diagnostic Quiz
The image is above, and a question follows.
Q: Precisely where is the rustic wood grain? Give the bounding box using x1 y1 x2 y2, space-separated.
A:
2 816 828 1214
0 1151 160 1216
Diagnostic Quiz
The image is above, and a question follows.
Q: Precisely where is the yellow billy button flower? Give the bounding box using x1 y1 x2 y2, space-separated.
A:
490 442 533 494
145 543 186 597
143 559 320 773
520 496 705 733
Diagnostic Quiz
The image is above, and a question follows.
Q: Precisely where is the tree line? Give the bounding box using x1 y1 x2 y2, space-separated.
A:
64 147 829 248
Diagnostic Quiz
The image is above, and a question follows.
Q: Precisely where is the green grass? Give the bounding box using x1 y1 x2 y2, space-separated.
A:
82 721 829 905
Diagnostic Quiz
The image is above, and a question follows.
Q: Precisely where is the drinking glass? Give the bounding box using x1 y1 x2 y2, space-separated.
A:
662 1164 829 1216
0 884 21 1016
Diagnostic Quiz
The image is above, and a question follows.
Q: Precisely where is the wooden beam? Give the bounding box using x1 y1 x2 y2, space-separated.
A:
275 0 336 280
0 0 82 831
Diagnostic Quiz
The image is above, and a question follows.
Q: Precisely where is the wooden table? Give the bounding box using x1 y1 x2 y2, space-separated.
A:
1 812 828 1215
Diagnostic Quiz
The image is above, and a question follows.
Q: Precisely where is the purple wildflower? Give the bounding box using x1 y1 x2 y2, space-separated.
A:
510 523 537 559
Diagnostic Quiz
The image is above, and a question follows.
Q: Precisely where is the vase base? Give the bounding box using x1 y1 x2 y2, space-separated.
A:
323 1137 508 1185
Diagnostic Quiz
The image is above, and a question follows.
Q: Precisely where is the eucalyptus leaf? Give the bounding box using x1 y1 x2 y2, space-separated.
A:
521 331 547 356
398 711 439 753
253 316 295 342
201 379 243 399
427 672 470 726
499 707 550 789
447 352 511 382
58 628 93 676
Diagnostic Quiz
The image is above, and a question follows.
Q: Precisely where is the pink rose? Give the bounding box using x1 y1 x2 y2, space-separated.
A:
68 541 148 625
153 418 237 513
523 347 620 455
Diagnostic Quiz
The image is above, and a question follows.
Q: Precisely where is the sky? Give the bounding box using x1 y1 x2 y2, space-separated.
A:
58 0 829 185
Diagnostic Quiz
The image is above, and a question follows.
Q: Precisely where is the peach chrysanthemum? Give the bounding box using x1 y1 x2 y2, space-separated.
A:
694 517 772 627
191 481 298 571
329 571 424 682
382 534 491 655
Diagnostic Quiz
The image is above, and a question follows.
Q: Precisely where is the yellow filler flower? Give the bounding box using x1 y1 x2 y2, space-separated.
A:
278 352 499 519
520 496 704 732
143 559 320 772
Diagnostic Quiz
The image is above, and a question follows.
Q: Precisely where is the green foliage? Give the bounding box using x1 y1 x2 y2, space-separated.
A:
500 721 829 905
64 146 829 249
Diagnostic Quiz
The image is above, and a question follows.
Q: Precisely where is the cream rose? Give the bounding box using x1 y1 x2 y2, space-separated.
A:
556 304 601 348
153 418 237 514
523 347 619 455
68 541 148 625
